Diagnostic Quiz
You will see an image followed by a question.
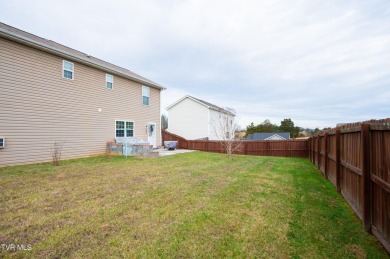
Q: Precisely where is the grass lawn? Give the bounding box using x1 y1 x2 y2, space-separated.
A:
0 152 388 258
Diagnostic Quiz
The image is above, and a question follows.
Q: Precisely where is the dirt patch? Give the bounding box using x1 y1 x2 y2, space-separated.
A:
56 173 66 179
343 244 366 258
266 161 275 168
132 176 146 183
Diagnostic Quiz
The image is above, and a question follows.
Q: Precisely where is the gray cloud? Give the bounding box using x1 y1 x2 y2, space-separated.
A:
1 0 389 129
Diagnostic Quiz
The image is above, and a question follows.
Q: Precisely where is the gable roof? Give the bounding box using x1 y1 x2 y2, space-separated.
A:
0 22 165 90
247 132 290 140
166 95 235 116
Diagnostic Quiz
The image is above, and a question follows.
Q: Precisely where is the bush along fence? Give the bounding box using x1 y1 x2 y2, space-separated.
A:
308 118 390 253
162 130 308 158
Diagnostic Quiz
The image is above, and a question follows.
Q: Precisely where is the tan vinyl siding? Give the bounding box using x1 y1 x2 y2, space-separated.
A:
0 37 161 166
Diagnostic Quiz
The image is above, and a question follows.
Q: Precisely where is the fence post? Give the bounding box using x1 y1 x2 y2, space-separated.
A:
324 133 328 179
311 138 313 162
311 138 314 162
317 135 320 169
361 123 371 232
336 129 341 194
244 142 248 155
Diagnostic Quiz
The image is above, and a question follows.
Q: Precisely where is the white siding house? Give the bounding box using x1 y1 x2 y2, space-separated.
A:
166 96 235 140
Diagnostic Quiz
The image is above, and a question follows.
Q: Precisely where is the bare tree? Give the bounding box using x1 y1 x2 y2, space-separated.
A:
51 141 63 166
211 109 243 159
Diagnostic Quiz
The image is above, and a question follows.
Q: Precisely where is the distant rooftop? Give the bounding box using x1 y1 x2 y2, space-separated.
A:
247 132 290 140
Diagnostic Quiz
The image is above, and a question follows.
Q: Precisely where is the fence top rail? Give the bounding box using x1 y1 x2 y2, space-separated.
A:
370 124 390 131
309 118 390 139
340 126 361 134
162 129 187 140
338 118 390 129
188 139 308 144
243 139 308 142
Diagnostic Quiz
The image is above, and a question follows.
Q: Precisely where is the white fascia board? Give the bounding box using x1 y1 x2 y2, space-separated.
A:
166 95 210 110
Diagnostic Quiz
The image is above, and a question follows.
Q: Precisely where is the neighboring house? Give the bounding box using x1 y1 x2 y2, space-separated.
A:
0 23 165 166
166 96 235 140
247 133 290 140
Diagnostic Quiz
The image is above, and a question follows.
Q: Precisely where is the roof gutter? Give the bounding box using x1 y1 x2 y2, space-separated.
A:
209 106 236 116
166 95 236 116
0 29 166 90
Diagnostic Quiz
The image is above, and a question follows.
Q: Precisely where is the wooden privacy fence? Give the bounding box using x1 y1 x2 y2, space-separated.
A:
162 129 308 158
308 118 390 252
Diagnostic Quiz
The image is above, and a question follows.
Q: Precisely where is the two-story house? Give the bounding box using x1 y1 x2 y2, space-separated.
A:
0 22 165 166
166 95 235 140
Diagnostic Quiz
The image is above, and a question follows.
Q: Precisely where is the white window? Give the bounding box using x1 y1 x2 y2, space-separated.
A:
115 120 134 137
142 86 150 105
106 74 113 89
63 60 74 80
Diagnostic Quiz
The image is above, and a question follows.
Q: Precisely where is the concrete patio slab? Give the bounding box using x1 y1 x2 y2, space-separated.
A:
156 148 197 157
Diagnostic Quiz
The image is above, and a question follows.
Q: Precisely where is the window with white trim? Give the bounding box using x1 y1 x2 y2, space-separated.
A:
142 86 150 105
63 60 74 79
116 120 134 137
106 74 113 89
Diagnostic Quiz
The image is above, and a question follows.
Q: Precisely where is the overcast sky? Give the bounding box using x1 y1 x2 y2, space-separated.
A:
1 0 389 129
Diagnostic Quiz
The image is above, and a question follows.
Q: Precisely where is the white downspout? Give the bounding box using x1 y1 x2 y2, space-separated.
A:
207 109 210 140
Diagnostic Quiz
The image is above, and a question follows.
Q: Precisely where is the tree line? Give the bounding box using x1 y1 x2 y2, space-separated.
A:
245 118 319 139
246 118 300 138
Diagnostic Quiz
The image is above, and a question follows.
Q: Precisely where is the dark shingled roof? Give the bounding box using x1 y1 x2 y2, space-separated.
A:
0 22 165 90
189 96 235 116
166 95 235 116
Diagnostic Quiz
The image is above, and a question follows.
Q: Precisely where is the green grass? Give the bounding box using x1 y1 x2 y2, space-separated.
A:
0 152 387 258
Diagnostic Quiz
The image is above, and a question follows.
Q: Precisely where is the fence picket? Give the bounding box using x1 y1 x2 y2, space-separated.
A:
361 123 371 232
